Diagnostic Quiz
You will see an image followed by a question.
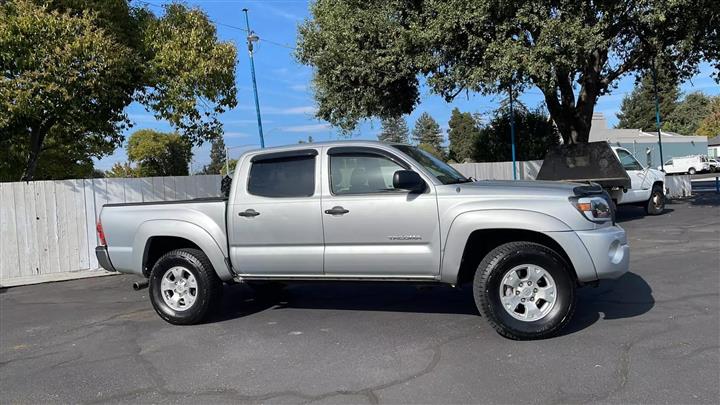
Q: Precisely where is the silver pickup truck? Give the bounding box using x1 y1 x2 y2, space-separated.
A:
96 141 629 339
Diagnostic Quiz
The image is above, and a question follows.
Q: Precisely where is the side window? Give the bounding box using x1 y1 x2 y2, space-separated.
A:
330 153 405 195
617 150 643 171
248 155 315 197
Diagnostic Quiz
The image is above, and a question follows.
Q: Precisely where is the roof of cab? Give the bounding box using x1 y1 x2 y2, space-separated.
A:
239 140 407 157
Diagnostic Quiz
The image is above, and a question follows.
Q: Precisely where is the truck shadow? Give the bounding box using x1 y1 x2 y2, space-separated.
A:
615 206 674 223
212 272 654 337
561 272 654 336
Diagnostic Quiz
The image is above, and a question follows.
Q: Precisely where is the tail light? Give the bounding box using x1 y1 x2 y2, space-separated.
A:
97 221 107 246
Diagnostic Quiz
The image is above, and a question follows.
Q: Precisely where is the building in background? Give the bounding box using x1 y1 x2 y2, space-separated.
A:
707 136 720 159
589 113 708 169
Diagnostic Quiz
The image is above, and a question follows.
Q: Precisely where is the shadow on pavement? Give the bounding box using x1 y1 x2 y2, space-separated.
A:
562 272 654 335
212 272 653 337
615 205 674 223
686 191 720 207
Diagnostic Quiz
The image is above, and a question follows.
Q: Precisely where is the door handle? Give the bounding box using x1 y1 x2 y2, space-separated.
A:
238 209 260 217
324 206 349 215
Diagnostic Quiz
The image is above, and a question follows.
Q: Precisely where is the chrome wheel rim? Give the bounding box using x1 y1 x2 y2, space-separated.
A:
160 266 198 311
499 264 557 322
653 192 663 209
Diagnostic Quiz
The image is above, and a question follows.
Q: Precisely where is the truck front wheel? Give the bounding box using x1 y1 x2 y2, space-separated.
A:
149 248 223 325
645 184 665 215
473 242 576 340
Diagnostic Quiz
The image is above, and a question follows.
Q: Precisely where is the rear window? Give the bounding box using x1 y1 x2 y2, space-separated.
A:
247 155 315 197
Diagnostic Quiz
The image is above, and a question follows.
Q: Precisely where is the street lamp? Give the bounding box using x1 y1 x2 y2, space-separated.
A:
242 8 265 148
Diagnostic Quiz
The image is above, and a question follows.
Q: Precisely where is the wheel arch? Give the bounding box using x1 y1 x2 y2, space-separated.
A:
440 210 592 285
450 229 579 287
134 220 233 281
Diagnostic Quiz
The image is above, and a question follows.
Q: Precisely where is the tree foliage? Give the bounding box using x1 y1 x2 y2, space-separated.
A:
617 69 680 131
378 116 410 143
411 113 445 159
475 106 559 162
202 137 227 175
447 108 480 162
297 0 718 144
0 0 237 181
127 129 192 177
664 92 713 135
105 162 137 178
697 97 720 137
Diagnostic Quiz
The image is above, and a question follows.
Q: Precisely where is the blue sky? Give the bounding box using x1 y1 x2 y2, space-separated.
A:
96 0 720 171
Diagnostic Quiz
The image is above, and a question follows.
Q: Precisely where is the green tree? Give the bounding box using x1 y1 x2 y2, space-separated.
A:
664 92 713 135
127 129 192 177
412 112 443 151
1 0 236 181
697 97 720 137
475 106 559 162
616 69 680 131
447 108 480 162
378 116 410 143
202 137 227 175
105 162 138 178
297 0 718 144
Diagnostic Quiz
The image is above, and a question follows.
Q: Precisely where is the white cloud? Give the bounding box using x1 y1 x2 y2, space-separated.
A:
279 123 332 133
236 104 317 116
224 131 251 138
290 84 308 92
280 106 317 115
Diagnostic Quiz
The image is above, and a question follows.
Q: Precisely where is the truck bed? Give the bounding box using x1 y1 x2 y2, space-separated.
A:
99 198 228 275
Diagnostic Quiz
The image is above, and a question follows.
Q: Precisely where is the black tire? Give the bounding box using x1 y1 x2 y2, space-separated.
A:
688 167 696 175
645 184 665 215
473 242 576 340
149 248 222 325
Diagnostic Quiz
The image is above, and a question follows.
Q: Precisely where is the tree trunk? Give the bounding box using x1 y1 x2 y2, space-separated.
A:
21 126 46 181
540 79 598 145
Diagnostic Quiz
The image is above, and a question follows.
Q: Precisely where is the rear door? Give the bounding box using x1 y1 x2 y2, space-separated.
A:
228 149 324 276
320 146 441 278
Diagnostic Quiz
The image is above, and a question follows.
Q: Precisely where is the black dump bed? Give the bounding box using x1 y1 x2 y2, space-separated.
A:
536 141 631 189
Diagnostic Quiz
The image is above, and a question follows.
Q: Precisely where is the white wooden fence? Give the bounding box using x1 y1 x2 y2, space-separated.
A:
0 161 696 286
0 175 221 286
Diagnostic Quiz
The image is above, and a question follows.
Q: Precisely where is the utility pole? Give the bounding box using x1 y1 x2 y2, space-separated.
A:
652 59 665 172
242 8 265 148
509 79 518 180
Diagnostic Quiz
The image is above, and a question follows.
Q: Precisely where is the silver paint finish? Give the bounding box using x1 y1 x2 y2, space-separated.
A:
99 140 628 286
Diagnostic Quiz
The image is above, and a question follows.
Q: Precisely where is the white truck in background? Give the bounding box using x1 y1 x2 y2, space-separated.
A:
661 155 711 175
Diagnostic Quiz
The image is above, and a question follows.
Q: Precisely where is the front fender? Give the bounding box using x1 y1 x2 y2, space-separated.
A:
439 209 591 283
133 220 233 281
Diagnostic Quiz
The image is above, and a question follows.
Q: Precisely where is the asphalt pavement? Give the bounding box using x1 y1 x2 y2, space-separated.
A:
1 192 719 404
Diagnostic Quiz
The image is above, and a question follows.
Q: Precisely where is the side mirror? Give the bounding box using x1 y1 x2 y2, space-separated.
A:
393 170 426 193
221 175 232 199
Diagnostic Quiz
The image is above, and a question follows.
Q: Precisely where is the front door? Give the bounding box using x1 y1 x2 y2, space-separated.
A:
616 149 651 203
320 146 441 278
229 149 324 276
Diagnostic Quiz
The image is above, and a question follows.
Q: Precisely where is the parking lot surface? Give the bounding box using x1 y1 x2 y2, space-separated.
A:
1 193 719 404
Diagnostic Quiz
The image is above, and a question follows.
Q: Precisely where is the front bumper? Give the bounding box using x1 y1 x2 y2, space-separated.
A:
95 246 116 272
575 225 629 280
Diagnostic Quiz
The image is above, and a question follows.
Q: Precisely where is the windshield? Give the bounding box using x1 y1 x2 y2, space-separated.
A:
392 145 470 184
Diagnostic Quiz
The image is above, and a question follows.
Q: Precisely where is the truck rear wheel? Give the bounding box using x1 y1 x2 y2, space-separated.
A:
149 248 222 325
645 184 665 215
473 242 576 340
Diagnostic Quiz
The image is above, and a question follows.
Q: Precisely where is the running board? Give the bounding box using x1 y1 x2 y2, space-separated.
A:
232 274 441 283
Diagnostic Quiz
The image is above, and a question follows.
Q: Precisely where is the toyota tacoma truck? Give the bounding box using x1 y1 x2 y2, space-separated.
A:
96 141 629 339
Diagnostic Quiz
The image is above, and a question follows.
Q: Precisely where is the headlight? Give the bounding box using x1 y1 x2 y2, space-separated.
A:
570 196 612 223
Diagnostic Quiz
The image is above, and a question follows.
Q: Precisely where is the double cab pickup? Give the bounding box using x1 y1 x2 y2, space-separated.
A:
96 141 629 339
